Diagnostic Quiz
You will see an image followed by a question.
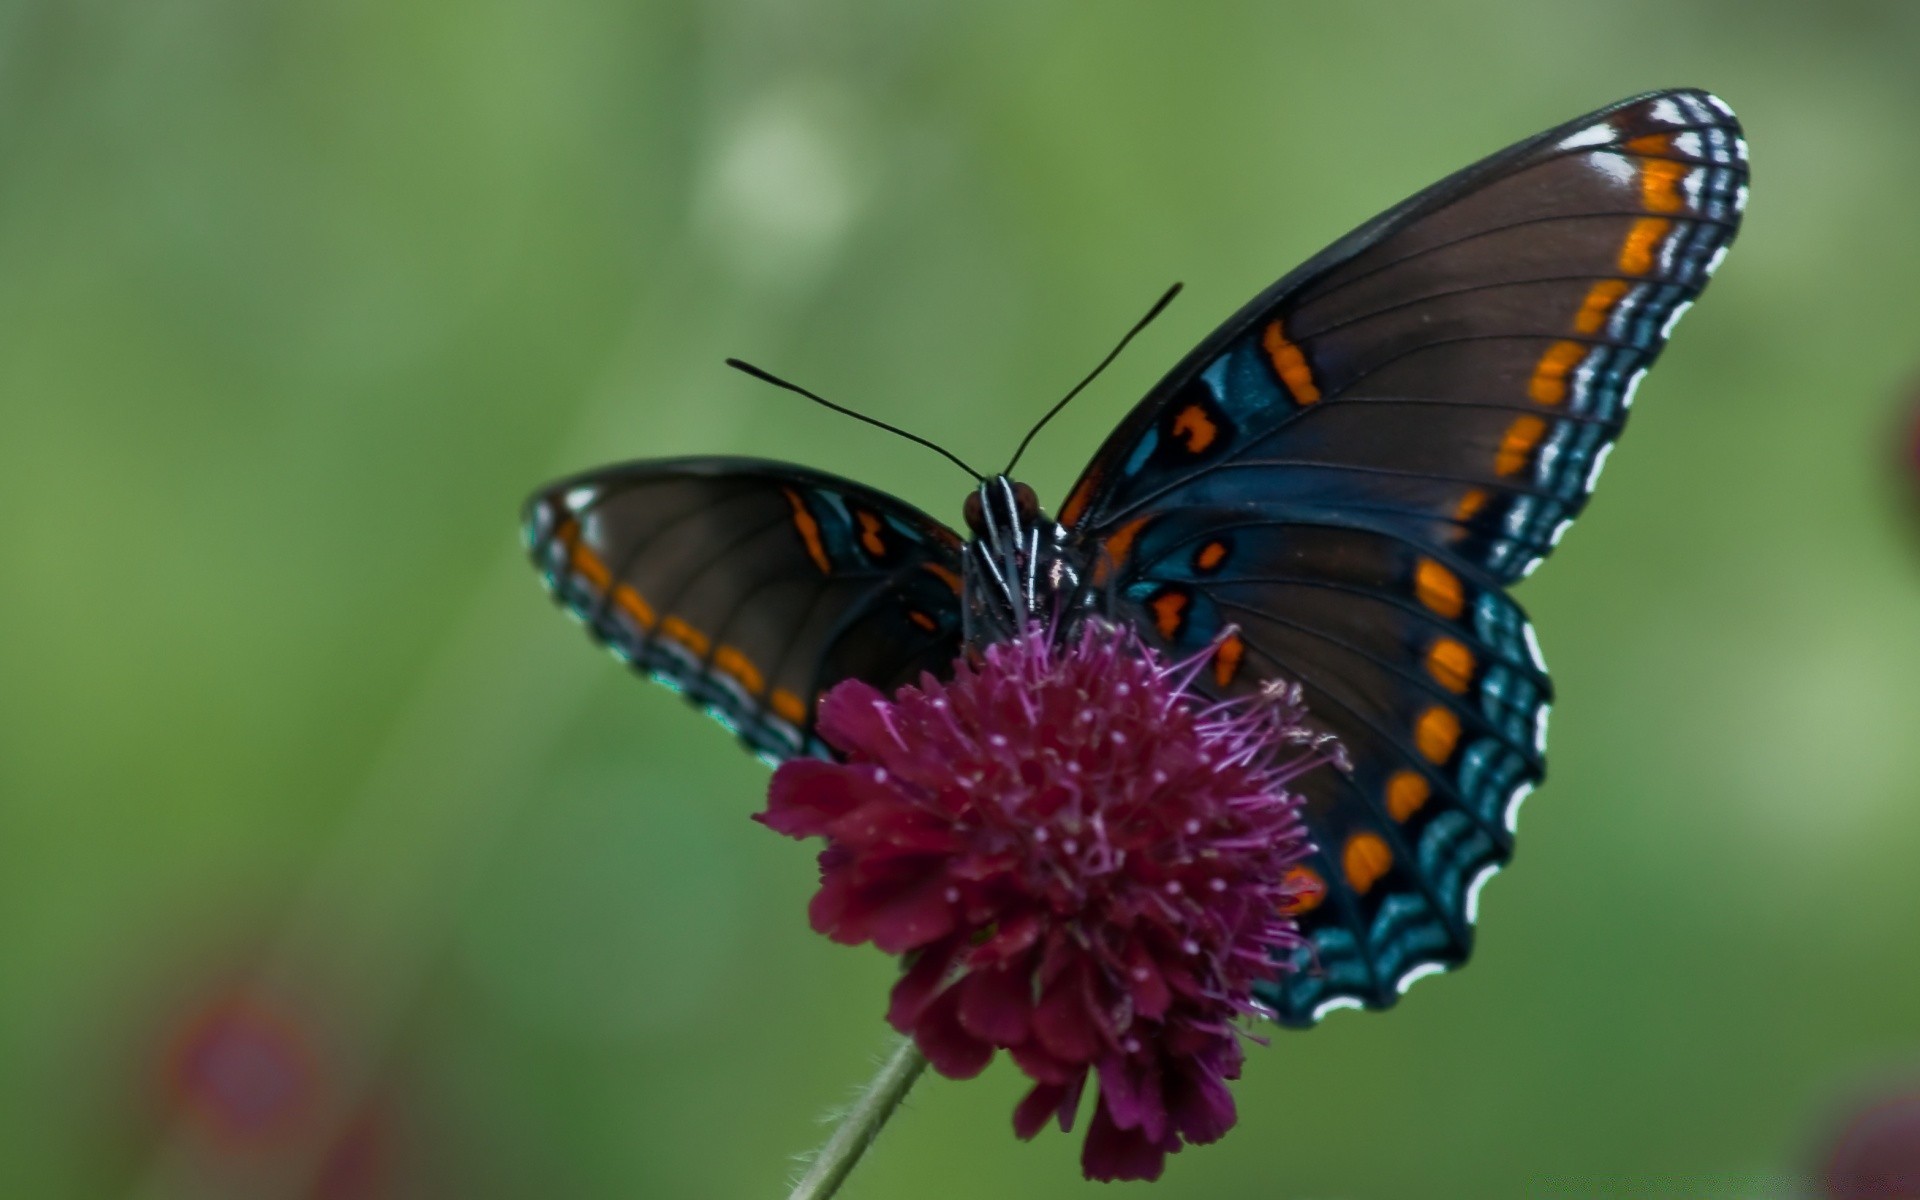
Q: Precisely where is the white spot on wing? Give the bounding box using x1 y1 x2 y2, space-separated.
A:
1395 962 1449 996
1585 441 1616 492
1520 555 1545 578
1311 996 1364 1021
565 486 598 511
1621 367 1649 409
1734 183 1751 213
1734 136 1750 163
1673 131 1703 158
1651 98 1684 125
1504 782 1534 834
1522 621 1547 672
1557 124 1615 151
1660 299 1696 341
1534 704 1552 753
1705 93 1734 117
1681 166 1705 210
1548 518 1573 547
1588 151 1635 188
1464 863 1502 924
1705 244 1730 277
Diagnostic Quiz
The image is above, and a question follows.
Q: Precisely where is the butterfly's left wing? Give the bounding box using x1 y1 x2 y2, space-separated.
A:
524 457 966 762
1061 90 1747 1025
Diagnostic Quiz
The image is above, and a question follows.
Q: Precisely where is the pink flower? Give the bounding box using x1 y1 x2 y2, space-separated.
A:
757 620 1337 1181
1824 1088 1920 1199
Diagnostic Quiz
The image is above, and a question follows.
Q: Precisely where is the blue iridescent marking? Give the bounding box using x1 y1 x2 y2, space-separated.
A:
1215 339 1289 418
1124 428 1161 475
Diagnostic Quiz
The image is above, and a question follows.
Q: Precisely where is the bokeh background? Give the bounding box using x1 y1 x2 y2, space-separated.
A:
5 2 1920 1197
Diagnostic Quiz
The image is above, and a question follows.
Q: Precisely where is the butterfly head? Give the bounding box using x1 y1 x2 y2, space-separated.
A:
960 476 1079 647
962 476 1041 538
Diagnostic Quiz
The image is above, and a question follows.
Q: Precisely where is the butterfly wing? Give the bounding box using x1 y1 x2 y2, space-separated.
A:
524 457 966 762
1062 89 1747 1025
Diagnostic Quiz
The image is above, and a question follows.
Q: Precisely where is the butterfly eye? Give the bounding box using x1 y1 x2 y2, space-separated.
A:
962 491 986 535
1011 481 1041 523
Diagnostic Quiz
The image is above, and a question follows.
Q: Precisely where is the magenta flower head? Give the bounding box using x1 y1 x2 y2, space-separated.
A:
1823 1087 1920 1199
757 619 1338 1181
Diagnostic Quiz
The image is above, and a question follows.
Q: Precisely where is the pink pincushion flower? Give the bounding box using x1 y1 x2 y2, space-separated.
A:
757 620 1336 1181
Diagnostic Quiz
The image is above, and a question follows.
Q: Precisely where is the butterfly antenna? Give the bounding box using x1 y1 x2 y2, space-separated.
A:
1002 281 1182 476
725 358 985 482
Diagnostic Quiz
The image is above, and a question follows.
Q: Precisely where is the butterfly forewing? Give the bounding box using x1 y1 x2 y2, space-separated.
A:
1064 89 1744 580
1062 89 1746 1025
524 457 966 761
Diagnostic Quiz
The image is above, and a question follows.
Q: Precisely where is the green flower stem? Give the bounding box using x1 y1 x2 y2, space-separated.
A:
788 1036 929 1200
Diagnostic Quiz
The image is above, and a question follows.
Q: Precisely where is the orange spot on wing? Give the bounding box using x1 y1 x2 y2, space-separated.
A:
1261 320 1322 404
922 562 962 593
713 645 765 695
783 488 833 575
1415 706 1461 763
1094 517 1150 586
1496 414 1548 477
660 616 710 657
908 609 938 631
1414 559 1464 620
569 545 609 588
612 584 656 630
1343 833 1393 894
1528 340 1587 405
1426 637 1475 694
1171 404 1219 454
1618 217 1673 276
1149 589 1189 639
1638 156 1688 214
1058 475 1097 528
1623 133 1672 155
1213 633 1244 687
1454 488 1490 523
1386 770 1430 822
1279 865 1326 915
856 510 887 558
1574 279 1629 334
771 689 807 724
554 520 615 591
1194 540 1228 572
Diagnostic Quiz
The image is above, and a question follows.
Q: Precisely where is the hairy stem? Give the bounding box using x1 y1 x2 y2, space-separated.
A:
788 1036 929 1200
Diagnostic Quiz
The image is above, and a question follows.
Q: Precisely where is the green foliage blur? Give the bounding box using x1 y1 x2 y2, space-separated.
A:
4 2 1919 1196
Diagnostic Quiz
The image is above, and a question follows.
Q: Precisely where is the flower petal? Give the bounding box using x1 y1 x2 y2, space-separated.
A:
1123 940 1172 1020
956 964 1033 1045
862 870 959 955
1097 1052 1169 1142
912 985 994 1080
1081 1096 1171 1183
1012 1083 1067 1141
756 760 866 837
812 679 901 759
886 938 961 1032
1167 1056 1238 1145
1032 960 1102 1065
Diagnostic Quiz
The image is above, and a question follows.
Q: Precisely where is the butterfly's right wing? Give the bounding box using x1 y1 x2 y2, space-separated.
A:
524 457 967 762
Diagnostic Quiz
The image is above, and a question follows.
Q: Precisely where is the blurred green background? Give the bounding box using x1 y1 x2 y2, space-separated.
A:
5 2 1920 1196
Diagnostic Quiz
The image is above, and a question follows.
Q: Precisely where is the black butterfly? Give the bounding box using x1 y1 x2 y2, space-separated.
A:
523 89 1746 1026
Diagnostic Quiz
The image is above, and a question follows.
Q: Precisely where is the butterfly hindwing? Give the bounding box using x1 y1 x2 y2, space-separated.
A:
524 457 966 762
1066 89 1746 1025
1107 509 1548 1022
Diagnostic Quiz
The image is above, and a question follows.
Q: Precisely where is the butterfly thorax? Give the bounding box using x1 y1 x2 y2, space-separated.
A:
960 476 1082 648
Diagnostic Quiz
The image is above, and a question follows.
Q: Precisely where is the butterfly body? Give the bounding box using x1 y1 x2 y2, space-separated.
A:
525 89 1747 1026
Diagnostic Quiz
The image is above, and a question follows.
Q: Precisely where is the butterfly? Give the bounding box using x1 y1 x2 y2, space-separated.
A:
523 89 1747 1027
